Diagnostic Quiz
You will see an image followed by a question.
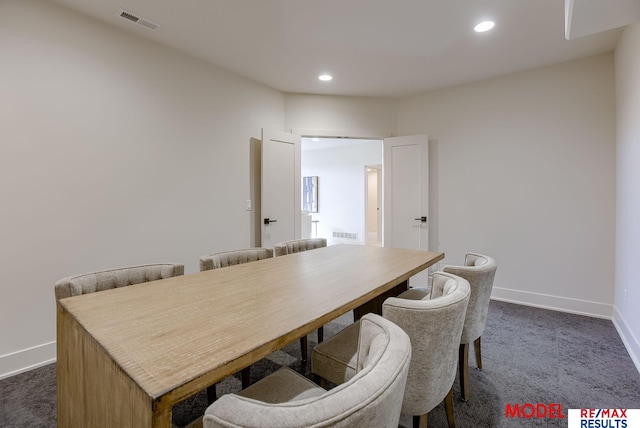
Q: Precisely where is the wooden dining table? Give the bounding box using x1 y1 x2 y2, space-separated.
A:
56 244 443 428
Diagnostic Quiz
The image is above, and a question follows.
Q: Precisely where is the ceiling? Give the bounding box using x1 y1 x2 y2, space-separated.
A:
49 0 638 98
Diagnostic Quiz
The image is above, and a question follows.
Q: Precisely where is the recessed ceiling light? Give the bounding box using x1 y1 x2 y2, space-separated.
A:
474 21 495 33
318 74 333 81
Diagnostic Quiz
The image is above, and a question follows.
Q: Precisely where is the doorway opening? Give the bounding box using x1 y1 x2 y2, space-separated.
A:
365 165 382 246
301 137 383 246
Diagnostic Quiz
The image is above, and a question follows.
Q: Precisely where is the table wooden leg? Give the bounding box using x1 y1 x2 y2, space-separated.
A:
57 303 155 427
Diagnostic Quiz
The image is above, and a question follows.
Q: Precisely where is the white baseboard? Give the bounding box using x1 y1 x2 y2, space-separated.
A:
612 306 640 374
491 286 613 319
0 341 56 380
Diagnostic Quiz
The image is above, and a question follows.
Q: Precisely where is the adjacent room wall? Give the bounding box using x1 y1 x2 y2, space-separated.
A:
397 54 616 318
614 22 640 370
301 141 383 245
0 0 284 378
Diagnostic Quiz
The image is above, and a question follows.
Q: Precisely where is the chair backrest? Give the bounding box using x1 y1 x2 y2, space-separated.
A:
443 252 497 344
54 263 185 299
273 238 327 257
203 313 411 428
199 248 273 271
382 272 470 417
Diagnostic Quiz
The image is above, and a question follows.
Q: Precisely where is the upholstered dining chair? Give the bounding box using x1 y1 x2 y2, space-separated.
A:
199 247 273 271
203 313 411 428
273 238 327 361
312 272 470 428
273 237 327 257
443 252 497 401
199 247 274 401
54 263 185 299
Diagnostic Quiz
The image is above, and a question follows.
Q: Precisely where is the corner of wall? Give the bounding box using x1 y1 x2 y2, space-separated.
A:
612 306 640 374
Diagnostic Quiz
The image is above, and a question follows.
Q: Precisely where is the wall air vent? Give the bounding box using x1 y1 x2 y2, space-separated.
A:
332 232 358 240
116 8 160 30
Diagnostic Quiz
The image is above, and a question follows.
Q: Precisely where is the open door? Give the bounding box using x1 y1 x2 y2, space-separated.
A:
261 129 301 248
383 134 429 285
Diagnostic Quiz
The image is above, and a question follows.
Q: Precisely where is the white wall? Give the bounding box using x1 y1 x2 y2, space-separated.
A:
614 22 640 370
285 58 617 318
0 0 284 378
285 94 398 138
302 141 382 245
398 54 616 318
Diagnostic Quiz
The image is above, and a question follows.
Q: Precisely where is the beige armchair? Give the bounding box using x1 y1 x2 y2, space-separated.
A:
203 313 411 428
54 263 184 299
443 252 497 401
273 238 328 360
199 247 273 271
199 247 274 400
312 272 470 428
273 237 327 257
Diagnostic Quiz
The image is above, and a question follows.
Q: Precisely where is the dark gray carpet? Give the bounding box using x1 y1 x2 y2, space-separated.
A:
1 301 639 427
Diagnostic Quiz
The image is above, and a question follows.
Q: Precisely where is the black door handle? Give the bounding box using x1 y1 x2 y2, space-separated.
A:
264 218 278 225
414 216 427 223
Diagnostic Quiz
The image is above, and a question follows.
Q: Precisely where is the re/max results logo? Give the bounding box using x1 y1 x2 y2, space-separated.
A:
567 409 640 428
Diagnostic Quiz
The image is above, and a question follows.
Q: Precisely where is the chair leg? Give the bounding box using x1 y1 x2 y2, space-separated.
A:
444 387 455 428
474 336 482 370
300 336 308 361
312 372 321 385
206 384 217 404
241 367 251 388
319 377 328 389
459 343 470 401
413 414 427 428
317 326 324 343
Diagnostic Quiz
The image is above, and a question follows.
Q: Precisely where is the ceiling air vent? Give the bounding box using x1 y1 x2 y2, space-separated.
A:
116 8 160 30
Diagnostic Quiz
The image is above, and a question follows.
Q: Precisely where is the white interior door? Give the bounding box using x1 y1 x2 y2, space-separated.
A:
383 134 429 285
261 129 301 248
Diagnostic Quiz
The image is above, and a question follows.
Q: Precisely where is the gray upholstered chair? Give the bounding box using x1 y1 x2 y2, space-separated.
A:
313 272 470 428
203 313 411 428
273 238 328 360
54 263 185 300
199 247 273 271
199 247 274 400
273 237 327 257
443 252 497 401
